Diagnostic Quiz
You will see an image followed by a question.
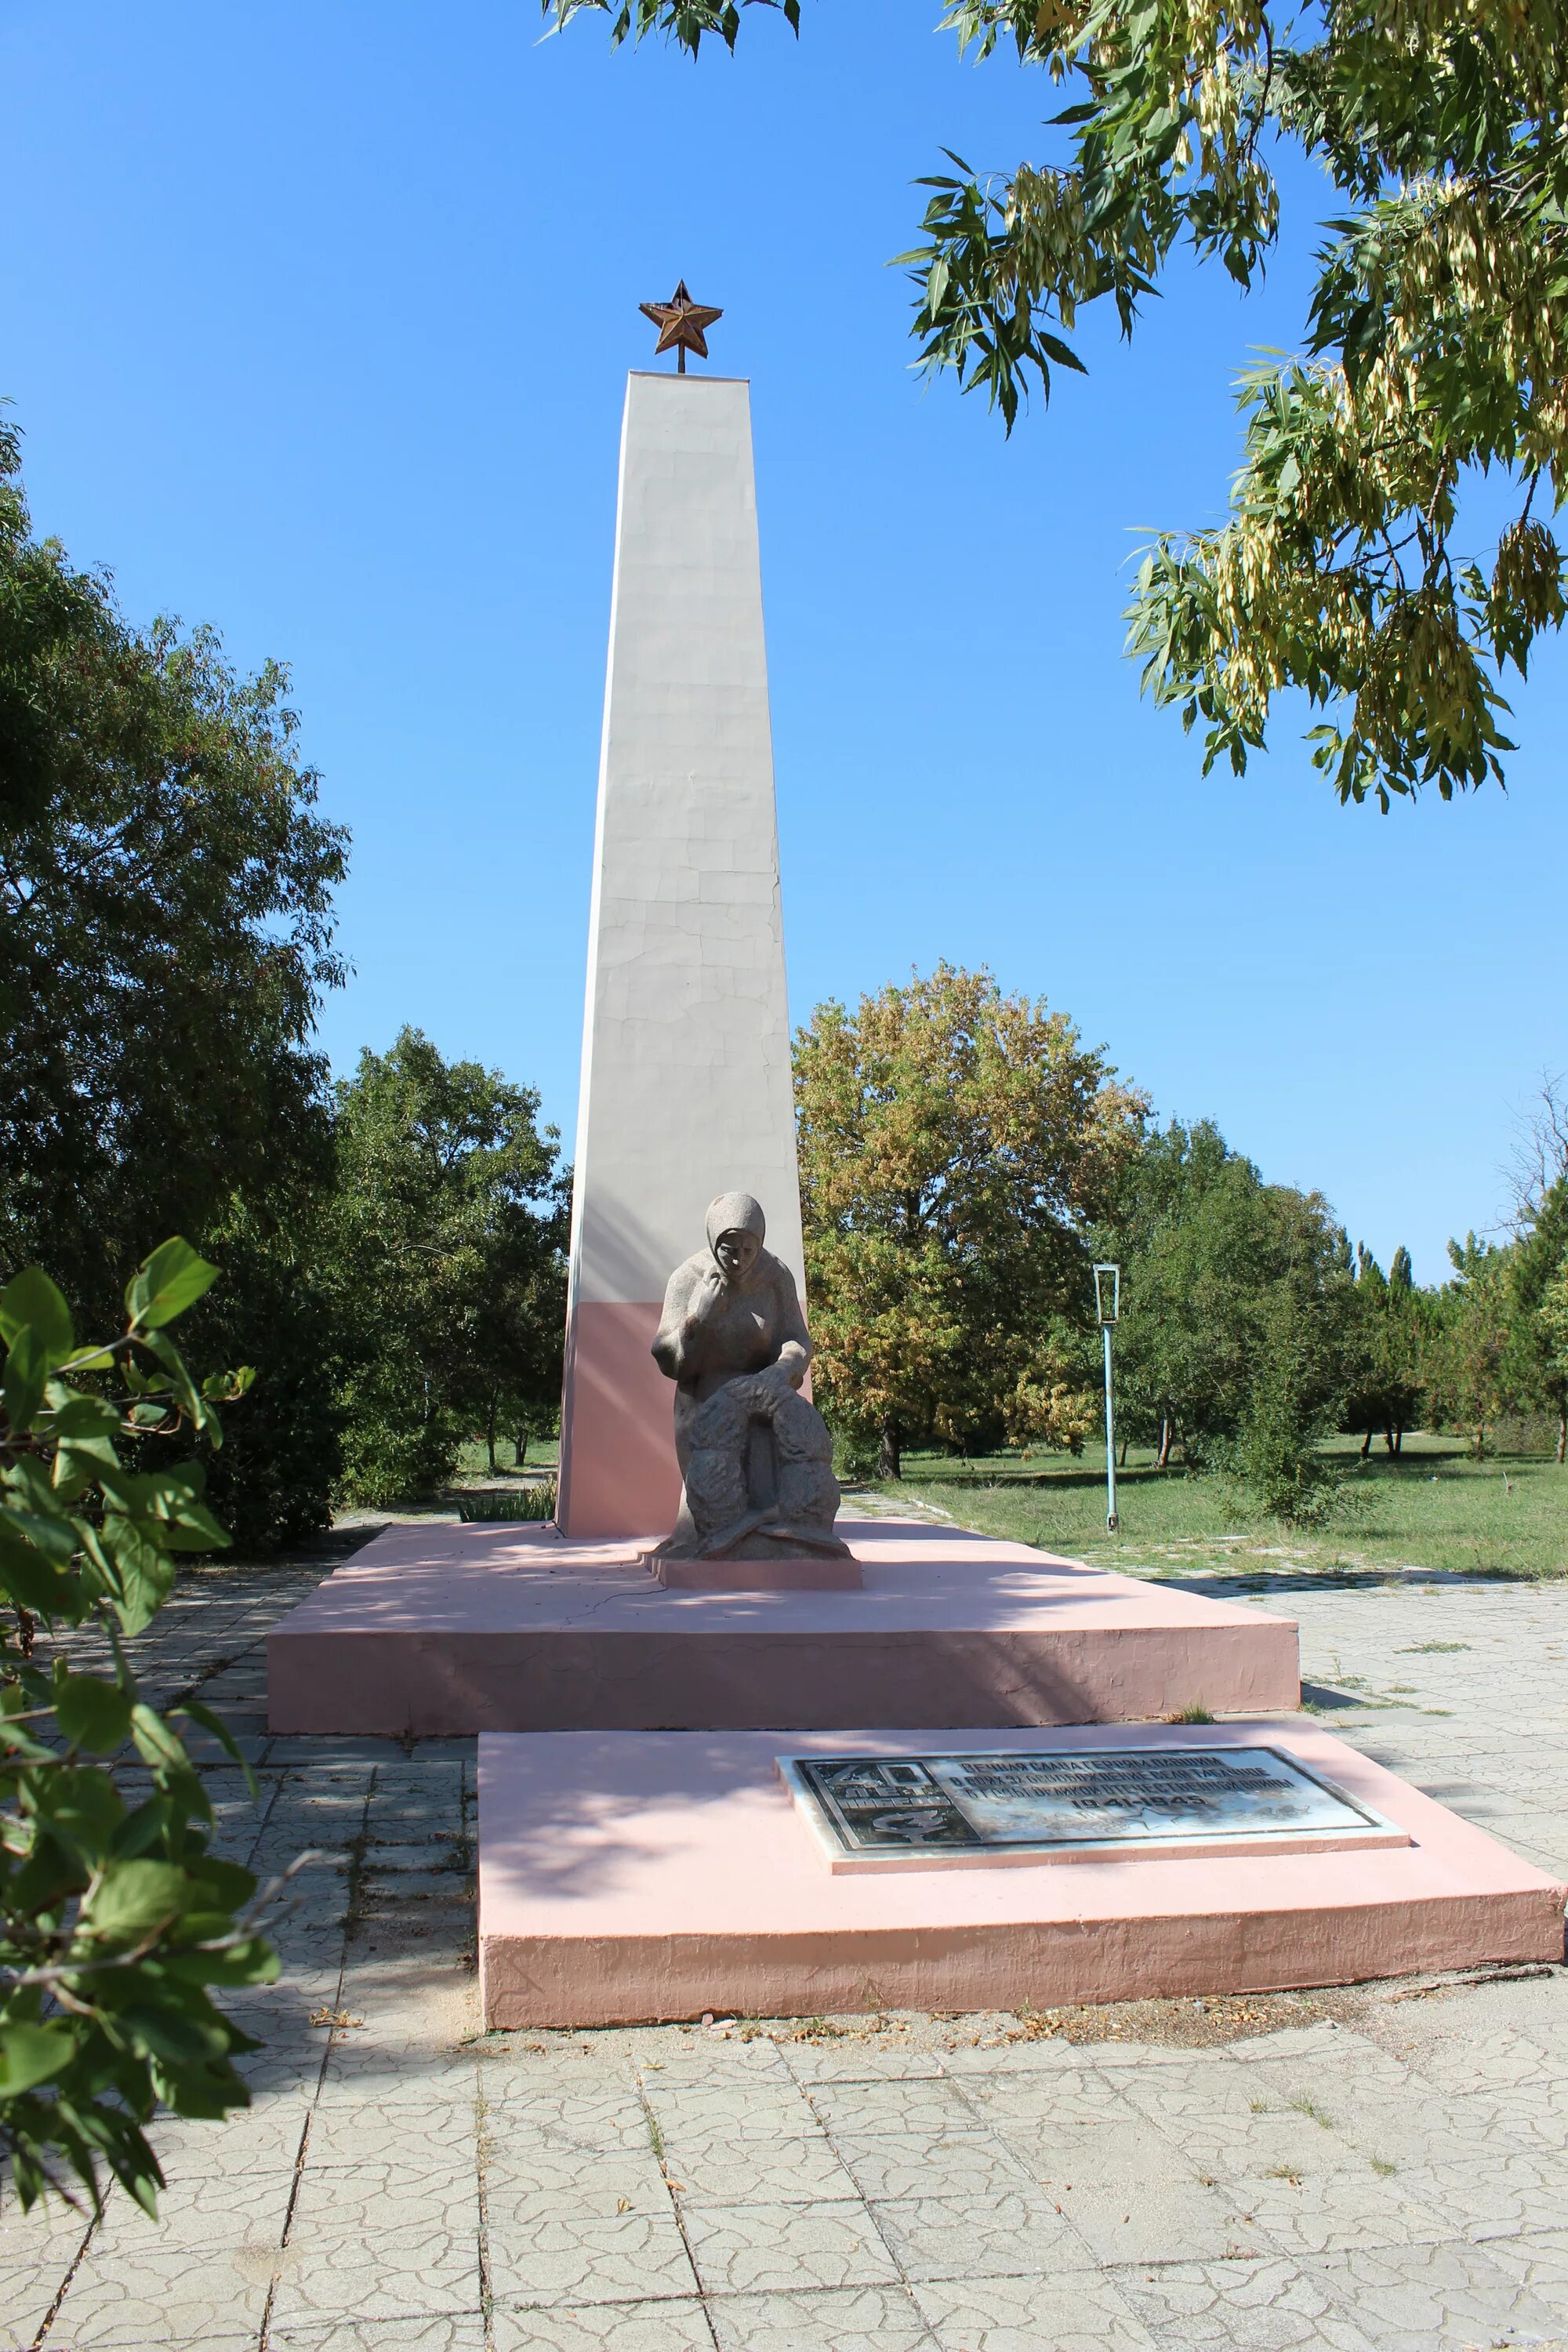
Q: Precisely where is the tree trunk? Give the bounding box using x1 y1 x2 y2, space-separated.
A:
1558 1409 1566 1466
1118 1437 1129 1468
515 1422 528 1469
1394 1426 1403 1456
1156 1417 1173 1471
485 1391 499 1476
1360 1428 1373 1459
879 1418 902 1480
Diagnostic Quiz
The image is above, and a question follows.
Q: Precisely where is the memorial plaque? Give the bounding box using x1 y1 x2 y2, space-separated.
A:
779 1746 1408 1871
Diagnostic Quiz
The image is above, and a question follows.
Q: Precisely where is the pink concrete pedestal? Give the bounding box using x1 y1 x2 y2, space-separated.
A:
642 1551 863 1592
477 1721 1567 2027
267 1518 1299 1737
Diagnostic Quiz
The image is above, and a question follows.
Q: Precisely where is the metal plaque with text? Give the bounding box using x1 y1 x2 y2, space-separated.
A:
781 1746 1401 1864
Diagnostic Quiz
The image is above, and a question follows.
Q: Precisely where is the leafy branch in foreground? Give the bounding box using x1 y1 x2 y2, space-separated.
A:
1125 350 1563 807
541 0 797 49
1 1240 274 2217
548 0 1568 807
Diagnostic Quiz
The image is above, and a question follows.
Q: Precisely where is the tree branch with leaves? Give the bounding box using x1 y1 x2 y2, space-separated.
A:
1 1242 276 2217
547 0 1568 807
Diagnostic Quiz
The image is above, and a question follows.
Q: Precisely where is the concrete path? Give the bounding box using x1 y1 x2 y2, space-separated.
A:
4 1548 1566 2352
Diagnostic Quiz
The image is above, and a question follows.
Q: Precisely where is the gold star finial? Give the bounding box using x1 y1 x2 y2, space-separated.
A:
639 279 724 374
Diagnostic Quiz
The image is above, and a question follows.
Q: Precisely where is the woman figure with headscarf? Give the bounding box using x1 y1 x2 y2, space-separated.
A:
648 1193 850 1563
650 1191 811 1481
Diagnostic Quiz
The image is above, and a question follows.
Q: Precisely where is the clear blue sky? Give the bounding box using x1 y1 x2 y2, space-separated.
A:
5 1 1563 1283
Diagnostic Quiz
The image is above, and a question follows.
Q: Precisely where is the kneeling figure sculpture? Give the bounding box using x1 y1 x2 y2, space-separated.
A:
649 1192 852 1564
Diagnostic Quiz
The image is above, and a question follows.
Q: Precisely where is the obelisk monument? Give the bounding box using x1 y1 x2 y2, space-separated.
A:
557 307 805 1539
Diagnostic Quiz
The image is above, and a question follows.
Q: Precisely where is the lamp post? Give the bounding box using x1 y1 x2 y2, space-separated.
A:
1093 1263 1120 1533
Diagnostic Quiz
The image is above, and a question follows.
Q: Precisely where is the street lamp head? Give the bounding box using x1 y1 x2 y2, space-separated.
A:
1093 1262 1120 1327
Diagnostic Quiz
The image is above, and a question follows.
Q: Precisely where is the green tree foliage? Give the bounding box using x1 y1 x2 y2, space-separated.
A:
549 0 797 36
328 1029 568 1505
1510 1175 1568 1464
1539 1254 1568 1457
1094 1120 1357 1515
1396 1156 1568 1463
793 964 1147 1475
0 416 349 1546
1433 1231 1519 1457
1092 1120 1290 1463
1223 1221 1357 1523
189 1204 344 1554
552 0 1568 808
1341 1243 1429 1457
1 1243 276 2217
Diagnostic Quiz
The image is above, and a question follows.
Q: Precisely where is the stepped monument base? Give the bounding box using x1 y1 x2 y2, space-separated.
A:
266 1516 1301 1738
476 1720 1567 2027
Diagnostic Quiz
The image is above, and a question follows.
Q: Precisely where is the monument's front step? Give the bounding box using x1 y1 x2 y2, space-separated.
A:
641 1549 863 1590
477 1722 1567 2027
266 1517 1298 1737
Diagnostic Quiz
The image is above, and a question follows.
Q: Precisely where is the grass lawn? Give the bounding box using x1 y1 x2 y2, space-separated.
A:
882 1433 1568 1584
453 1434 559 1482
442 1434 1565 1582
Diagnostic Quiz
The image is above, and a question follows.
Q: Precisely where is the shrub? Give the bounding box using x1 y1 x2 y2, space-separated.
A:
1221 1410 1347 1528
456 1481 557 1523
829 1427 881 1484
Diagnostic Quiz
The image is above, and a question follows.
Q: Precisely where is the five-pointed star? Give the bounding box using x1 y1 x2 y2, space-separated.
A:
639 279 724 364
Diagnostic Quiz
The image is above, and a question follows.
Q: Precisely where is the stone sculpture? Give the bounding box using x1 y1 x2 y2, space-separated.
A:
648 1192 851 1563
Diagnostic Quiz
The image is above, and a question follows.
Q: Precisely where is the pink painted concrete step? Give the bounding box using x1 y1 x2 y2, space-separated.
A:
267 1518 1299 1737
643 1551 863 1591
477 1722 1567 2027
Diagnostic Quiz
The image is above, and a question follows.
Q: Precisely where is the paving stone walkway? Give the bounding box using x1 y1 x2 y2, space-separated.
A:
3 1543 1568 2352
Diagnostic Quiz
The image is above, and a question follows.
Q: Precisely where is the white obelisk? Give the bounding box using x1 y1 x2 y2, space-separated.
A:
557 372 805 1540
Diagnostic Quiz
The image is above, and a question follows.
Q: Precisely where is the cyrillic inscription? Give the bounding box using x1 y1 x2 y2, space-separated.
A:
786 1747 1385 1857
